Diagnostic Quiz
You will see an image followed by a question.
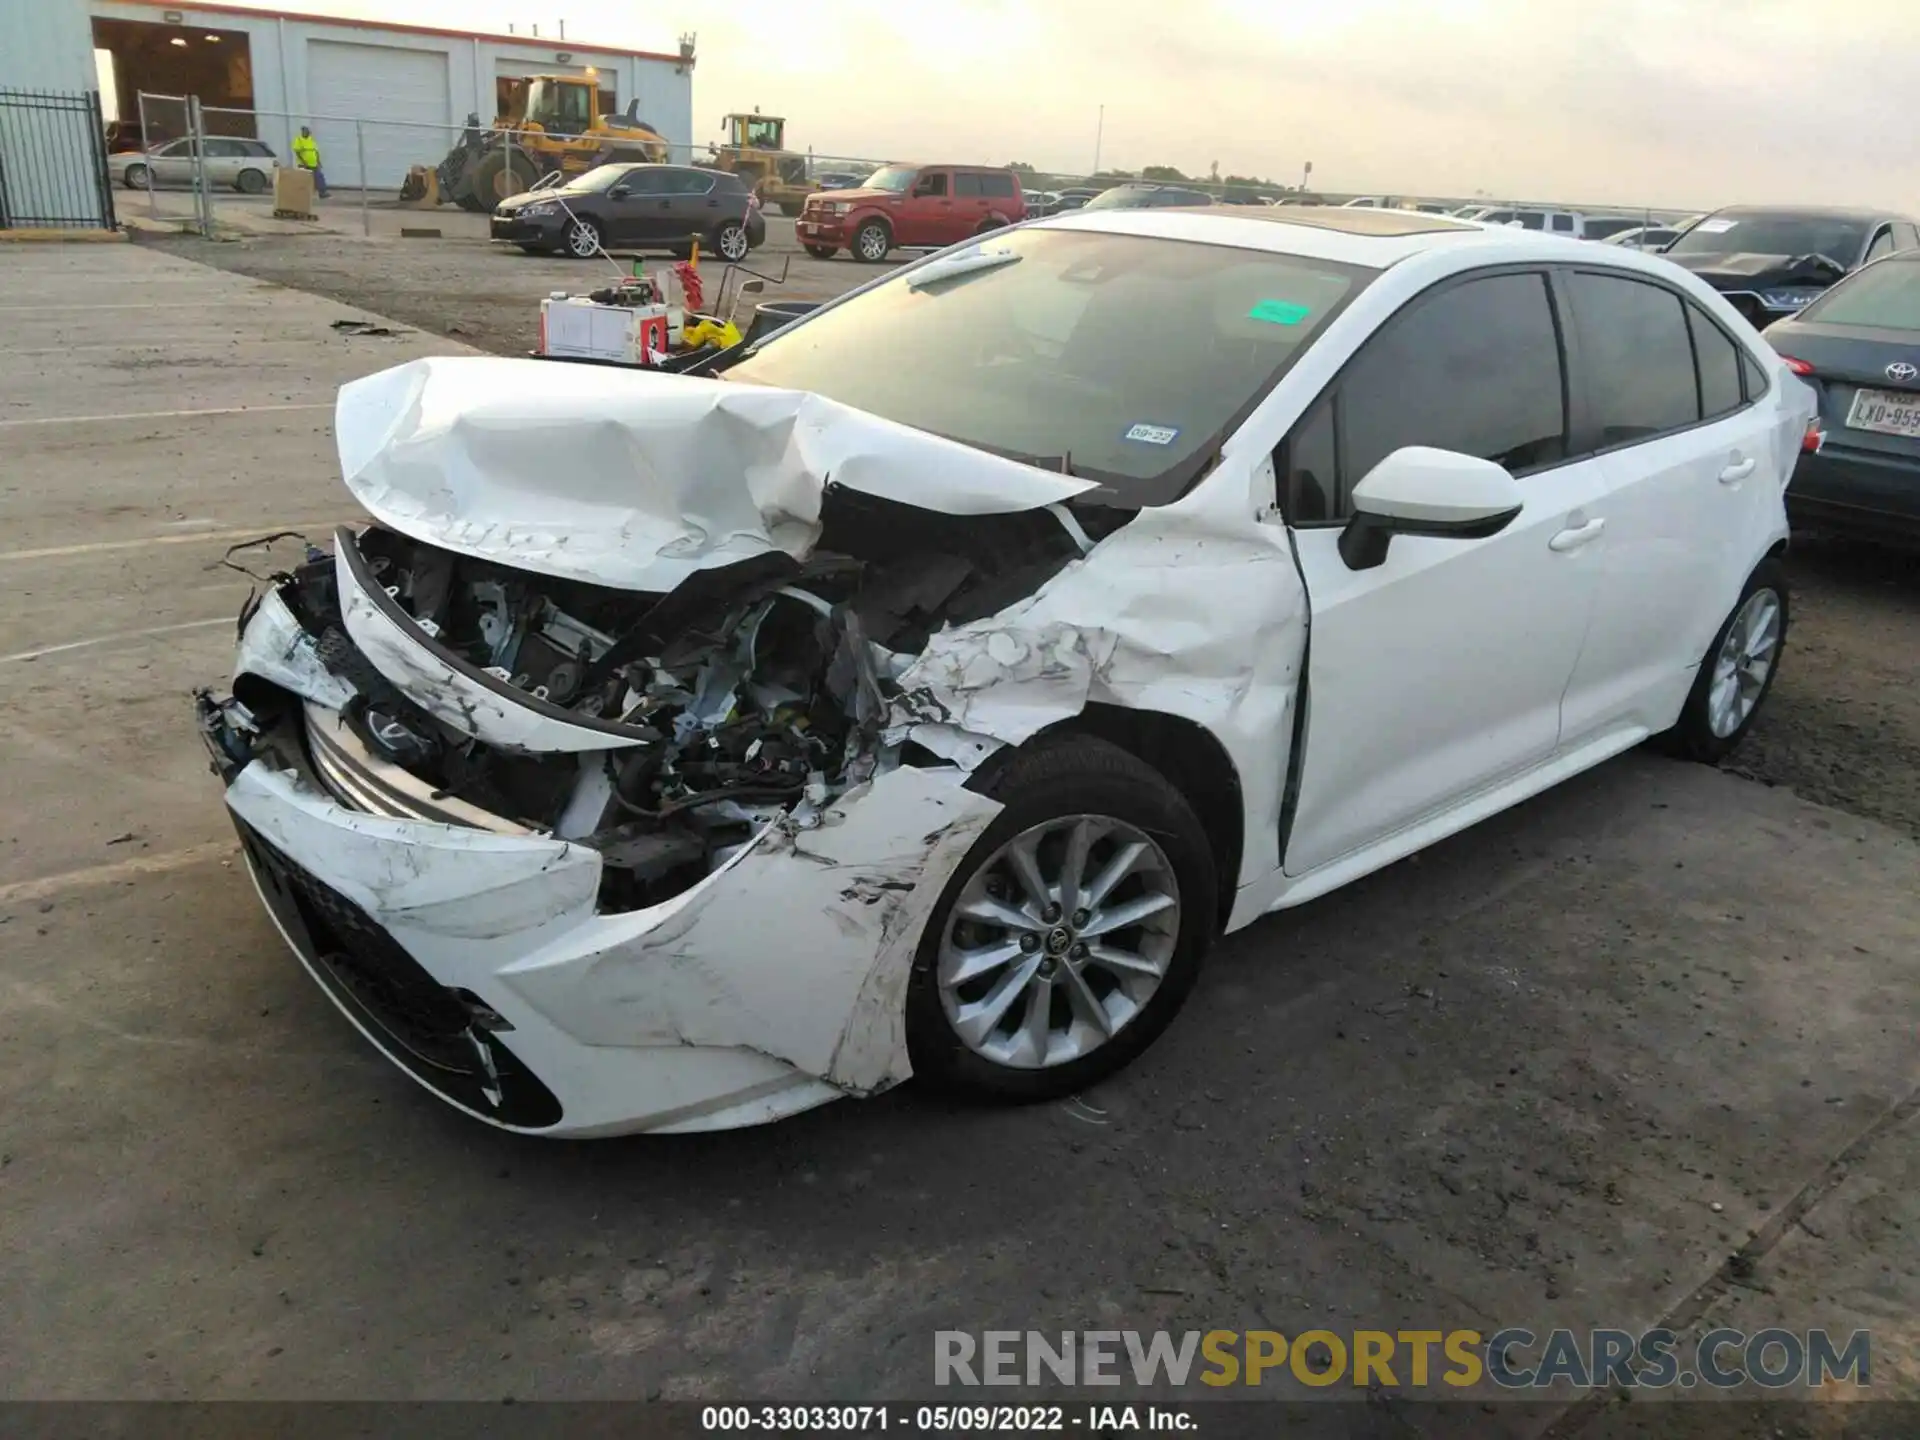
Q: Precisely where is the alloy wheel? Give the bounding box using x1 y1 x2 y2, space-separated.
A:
717 223 749 261
936 815 1181 1070
857 226 888 261
1708 588 1781 737
566 219 600 259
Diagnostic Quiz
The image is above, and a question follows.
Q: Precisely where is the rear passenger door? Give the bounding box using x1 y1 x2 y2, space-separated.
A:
1555 269 1781 743
952 172 992 233
661 169 722 243
1279 269 1614 875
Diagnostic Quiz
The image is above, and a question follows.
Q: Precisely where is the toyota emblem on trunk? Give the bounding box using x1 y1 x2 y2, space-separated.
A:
1889 362 1919 382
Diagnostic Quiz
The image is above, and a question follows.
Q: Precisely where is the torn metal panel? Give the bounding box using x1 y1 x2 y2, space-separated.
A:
336 356 1096 593
496 766 1002 1093
894 491 1309 883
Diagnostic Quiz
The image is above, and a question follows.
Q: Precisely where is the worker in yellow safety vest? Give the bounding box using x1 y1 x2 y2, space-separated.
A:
292 126 329 199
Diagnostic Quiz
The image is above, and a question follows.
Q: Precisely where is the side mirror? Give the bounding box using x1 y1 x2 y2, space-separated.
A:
1338 447 1524 571
608 185 630 199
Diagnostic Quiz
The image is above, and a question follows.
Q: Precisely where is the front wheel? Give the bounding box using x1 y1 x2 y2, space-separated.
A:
1656 557 1789 763
905 737 1216 1100
713 219 751 262
853 219 891 263
804 243 837 260
562 215 604 259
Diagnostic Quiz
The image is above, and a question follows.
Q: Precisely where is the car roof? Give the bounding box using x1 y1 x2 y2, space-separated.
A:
1044 203 1658 269
1705 204 1911 223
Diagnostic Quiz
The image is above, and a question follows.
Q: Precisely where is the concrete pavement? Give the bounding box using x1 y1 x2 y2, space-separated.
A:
1 242 1915 1423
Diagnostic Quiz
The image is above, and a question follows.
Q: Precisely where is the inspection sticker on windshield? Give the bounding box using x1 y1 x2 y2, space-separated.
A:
1695 218 1739 234
1123 423 1181 446
1248 299 1313 325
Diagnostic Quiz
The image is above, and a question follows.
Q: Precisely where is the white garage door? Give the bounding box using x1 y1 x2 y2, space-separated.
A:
307 40 452 190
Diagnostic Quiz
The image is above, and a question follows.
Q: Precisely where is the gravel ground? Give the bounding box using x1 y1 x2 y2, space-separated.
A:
138 229 1920 842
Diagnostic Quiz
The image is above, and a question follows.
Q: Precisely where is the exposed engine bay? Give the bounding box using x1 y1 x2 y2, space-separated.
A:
232 489 1109 914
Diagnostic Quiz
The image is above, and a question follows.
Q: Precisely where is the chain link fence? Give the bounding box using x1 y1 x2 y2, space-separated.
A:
122 90 1698 242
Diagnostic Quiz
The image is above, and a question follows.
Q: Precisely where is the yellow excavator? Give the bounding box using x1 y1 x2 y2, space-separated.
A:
402 74 670 212
705 111 814 215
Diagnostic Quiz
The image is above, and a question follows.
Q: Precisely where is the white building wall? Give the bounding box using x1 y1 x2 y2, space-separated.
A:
87 1 695 188
1 0 111 226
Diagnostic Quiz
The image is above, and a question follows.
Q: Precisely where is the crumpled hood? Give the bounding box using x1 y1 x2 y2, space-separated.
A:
336 356 1093 592
1664 251 1843 290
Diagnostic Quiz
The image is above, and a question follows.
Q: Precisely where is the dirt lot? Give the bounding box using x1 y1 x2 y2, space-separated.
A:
139 228 1920 843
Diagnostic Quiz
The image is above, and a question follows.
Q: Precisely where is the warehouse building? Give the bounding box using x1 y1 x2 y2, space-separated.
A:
88 0 697 189
1 0 116 229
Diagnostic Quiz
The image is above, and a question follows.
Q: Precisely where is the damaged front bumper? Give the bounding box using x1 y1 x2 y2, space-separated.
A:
197 529 1008 1137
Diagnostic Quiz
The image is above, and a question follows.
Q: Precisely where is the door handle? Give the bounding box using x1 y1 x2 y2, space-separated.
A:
1719 456 1757 484
1548 517 1606 552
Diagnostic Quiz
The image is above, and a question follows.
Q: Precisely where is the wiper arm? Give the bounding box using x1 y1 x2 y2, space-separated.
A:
905 247 1022 291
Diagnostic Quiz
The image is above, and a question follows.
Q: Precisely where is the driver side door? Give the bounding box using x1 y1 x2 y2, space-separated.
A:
1279 269 1613 876
602 167 672 246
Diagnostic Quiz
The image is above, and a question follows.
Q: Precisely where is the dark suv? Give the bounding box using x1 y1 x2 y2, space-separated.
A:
492 163 765 262
1662 206 1920 326
797 164 1026 261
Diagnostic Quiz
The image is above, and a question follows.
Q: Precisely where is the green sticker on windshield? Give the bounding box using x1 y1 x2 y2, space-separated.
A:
1248 299 1312 326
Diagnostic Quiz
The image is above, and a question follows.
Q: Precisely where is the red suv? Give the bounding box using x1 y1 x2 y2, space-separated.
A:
797 164 1027 262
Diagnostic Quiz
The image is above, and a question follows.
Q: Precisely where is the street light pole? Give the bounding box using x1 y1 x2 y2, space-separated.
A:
1093 105 1104 176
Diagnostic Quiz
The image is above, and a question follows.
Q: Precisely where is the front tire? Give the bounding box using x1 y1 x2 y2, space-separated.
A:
1657 557 1788 763
905 737 1216 1101
853 219 891 263
562 215 603 259
713 219 751 262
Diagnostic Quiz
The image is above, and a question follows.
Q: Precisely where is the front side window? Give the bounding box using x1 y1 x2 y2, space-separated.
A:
725 228 1370 506
568 164 650 194
913 171 948 198
662 170 715 196
1551 214 1575 233
1340 272 1568 485
1566 272 1698 444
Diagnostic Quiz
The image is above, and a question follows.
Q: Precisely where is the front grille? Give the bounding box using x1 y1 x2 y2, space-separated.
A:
235 817 561 1128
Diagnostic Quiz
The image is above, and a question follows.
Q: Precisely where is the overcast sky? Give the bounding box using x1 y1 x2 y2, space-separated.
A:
215 0 1917 209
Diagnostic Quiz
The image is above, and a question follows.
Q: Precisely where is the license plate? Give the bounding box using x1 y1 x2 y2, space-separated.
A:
1846 387 1920 439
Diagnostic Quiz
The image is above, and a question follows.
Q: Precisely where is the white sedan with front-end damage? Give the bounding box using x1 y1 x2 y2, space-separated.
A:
197 205 1814 1136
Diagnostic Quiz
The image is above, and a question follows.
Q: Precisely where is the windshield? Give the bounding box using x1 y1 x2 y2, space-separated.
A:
864 165 916 193
723 228 1370 506
1083 187 1193 211
1800 258 1920 330
562 164 638 193
1668 213 1869 265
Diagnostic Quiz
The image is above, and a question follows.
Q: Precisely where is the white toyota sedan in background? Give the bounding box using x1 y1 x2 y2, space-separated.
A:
197 206 1814 1136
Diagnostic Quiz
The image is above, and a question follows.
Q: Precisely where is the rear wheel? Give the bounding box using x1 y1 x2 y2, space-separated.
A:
1656 557 1789 763
235 167 268 195
905 737 1216 1101
122 163 149 190
804 243 837 260
853 219 891 263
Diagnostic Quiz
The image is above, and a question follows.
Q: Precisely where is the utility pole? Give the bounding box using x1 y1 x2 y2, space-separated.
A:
1093 104 1104 176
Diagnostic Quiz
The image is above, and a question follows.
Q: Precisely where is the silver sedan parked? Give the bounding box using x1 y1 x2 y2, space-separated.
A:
115 137 279 194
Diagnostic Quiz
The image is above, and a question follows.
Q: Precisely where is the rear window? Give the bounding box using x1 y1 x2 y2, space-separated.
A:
1798 257 1920 329
724 228 1371 507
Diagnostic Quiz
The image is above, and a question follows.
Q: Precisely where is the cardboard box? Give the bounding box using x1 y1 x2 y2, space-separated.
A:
272 166 314 216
